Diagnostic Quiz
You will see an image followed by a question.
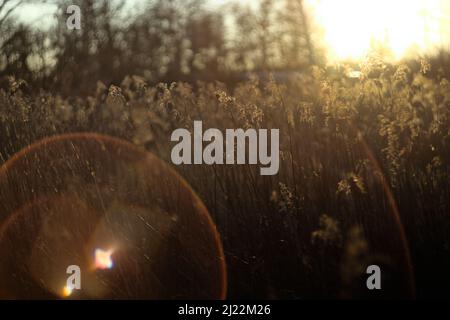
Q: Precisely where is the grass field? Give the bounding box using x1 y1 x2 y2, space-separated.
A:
0 55 449 298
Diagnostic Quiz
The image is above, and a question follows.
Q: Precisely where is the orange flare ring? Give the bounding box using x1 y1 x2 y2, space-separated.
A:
0 133 227 299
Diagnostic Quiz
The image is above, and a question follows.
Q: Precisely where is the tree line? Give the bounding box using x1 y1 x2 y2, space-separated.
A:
0 0 320 96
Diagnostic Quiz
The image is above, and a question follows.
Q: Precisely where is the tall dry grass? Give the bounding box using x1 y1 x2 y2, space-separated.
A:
0 56 449 298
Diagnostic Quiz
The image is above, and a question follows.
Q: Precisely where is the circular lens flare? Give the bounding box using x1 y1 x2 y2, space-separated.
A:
0 133 227 299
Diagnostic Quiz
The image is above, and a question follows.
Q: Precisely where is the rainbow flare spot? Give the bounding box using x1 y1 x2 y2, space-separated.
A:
94 248 114 270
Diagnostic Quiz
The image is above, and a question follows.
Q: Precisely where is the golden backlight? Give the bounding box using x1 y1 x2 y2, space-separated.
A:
306 0 450 61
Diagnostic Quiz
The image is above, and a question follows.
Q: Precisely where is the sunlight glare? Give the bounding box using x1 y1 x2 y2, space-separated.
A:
306 0 449 61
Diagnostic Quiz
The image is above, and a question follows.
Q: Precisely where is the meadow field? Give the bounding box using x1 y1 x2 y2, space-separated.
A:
1 53 449 298
1 0 450 299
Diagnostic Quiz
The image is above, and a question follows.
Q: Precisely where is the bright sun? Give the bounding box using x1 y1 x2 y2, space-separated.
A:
306 0 450 61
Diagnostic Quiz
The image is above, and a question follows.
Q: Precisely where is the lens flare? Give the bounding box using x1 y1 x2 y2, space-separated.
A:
0 133 227 299
62 285 73 297
94 248 114 270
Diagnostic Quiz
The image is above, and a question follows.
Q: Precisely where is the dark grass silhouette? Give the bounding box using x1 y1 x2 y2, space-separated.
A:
0 57 449 298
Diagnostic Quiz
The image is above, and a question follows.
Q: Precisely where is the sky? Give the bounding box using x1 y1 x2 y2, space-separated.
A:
10 0 450 61
305 0 450 61
14 0 244 25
